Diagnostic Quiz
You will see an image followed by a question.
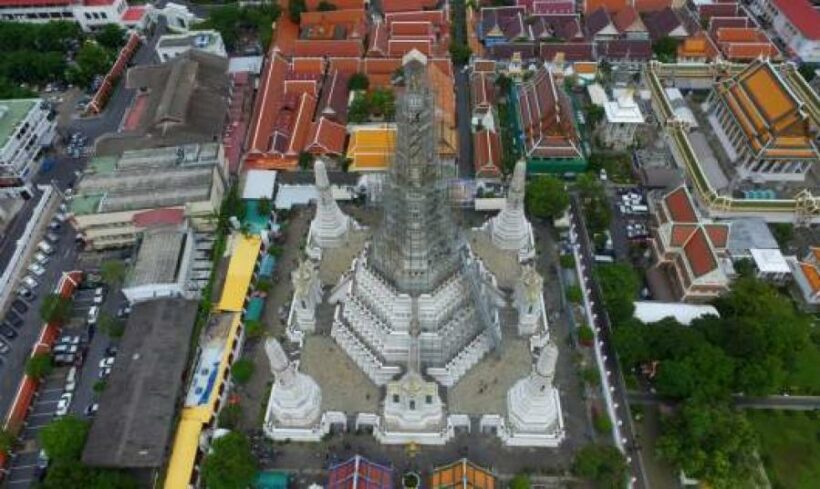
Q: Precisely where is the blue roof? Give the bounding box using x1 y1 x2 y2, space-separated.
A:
259 254 277 278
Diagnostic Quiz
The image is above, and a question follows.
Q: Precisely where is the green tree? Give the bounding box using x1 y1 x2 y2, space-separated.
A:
348 72 369 91
509 473 531 489
288 0 307 23
573 444 629 489
231 358 255 384
797 63 817 82
71 41 113 86
578 324 594 345
367 89 395 119
298 151 313 170
201 431 257 489
585 104 605 127
38 416 89 461
101 260 126 285
348 92 370 123
612 319 650 368
257 197 272 217
42 462 137 489
448 42 472 64
317 1 337 11
95 24 125 51
657 402 758 487
653 343 734 401
566 285 583 304
26 353 53 379
525 175 569 220
559 254 575 269
40 294 72 323
769 222 793 248
0 428 16 452
653 36 678 63
495 73 513 94
596 264 639 325
593 410 613 434
244 319 264 338
98 313 125 338
576 172 611 234
217 403 243 430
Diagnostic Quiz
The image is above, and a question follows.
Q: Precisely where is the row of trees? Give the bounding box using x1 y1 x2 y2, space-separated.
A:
607 274 816 486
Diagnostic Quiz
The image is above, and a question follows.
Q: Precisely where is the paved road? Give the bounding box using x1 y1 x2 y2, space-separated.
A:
569 194 648 489
455 67 474 178
628 391 820 411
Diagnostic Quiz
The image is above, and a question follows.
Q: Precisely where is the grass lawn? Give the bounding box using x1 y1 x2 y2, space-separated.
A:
748 411 820 489
786 343 820 395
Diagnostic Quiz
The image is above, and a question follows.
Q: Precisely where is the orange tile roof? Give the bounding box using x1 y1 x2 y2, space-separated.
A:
677 31 718 60
684 227 718 278
291 57 326 74
284 79 319 97
272 14 299 56
472 59 496 73
670 224 697 247
249 53 289 154
799 262 820 293
286 93 318 155
704 223 729 249
385 10 447 29
634 0 671 13
663 187 698 223
328 57 361 74
430 459 496 489
346 125 396 171
388 39 433 57
301 8 366 25
584 0 628 14
391 21 434 36
306 0 364 9
294 39 364 57
382 0 437 13
574 62 598 74
305 117 347 155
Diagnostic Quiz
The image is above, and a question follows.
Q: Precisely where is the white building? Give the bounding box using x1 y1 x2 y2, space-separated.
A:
155 30 227 62
0 99 56 198
751 0 820 63
602 89 644 150
153 2 201 33
0 0 149 32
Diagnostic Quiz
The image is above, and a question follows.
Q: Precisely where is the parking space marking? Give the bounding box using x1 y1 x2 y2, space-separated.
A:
11 464 36 470
34 400 58 405
27 412 55 418
26 422 52 430
40 388 62 394
7 479 33 485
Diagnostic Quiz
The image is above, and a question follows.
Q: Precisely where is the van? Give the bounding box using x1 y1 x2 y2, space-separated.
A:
37 241 54 255
630 204 648 213
594 255 615 263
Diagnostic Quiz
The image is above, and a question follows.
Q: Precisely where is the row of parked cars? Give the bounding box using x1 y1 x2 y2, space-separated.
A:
17 214 65 301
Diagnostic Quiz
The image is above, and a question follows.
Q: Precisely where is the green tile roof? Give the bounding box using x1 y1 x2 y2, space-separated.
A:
69 194 104 215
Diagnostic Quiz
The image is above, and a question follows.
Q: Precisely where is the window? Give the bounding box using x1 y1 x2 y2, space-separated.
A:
101 12 107 19
425 395 432 404
409 400 416 410
392 394 399 403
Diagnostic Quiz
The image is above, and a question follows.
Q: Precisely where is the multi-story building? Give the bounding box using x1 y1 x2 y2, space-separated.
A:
751 0 820 63
601 89 644 150
0 98 56 197
69 143 227 250
155 30 226 62
705 59 818 183
0 0 149 32
648 186 733 303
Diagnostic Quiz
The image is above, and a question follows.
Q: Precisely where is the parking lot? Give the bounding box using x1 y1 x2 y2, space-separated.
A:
2 255 130 487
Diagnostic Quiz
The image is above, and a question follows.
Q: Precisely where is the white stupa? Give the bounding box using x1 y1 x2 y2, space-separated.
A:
486 160 535 261
288 260 322 338
513 265 545 336
504 341 564 446
307 159 352 258
263 338 323 440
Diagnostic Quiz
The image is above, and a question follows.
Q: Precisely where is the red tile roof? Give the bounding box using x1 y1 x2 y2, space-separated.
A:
612 7 641 33
633 0 671 13
474 129 503 178
772 0 820 40
0 0 69 5
306 0 364 9
306 117 347 155
382 0 437 13
683 227 718 278
670 224 697 247
286 93 318 155
663 187 698 223
704 224 729 249
584 0 628 14
291 57 326 74
249 53 289 154
317 70 350 122
294 39 364 57
132 208 185 228
121 6 147 23
471 72 495 112
515 67 581 159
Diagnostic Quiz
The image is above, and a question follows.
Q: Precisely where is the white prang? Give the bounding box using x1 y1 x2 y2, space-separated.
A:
513 264 544 336
503 341 565 446
485 160 535 261
377 370 452 445
263 338 324 440
288 260 322 336
307 159 352 258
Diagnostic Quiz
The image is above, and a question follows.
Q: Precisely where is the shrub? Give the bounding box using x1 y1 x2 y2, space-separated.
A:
231 359 255 384
26 353 53 378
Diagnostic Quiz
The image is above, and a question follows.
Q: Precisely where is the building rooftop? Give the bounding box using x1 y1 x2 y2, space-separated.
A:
633 301 718 325
70 143 223 215
96 50 229 155
605 89 644 124
241 169 277 200
0 99 38 149
157 30 223 50
125 225 188 288
750 248 790 274
327 455 393 489
346 125 396 171
515 67 581 159
772 0 820 41
82 298 198 468
430 459 496 489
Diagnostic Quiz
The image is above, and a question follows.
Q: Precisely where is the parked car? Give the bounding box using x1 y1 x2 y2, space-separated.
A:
98 356 115 369
116 304 131 318
47 220 61 232
22 275 38 290
11 299 28 314
55 392 72 416
87 306 99 325
93 287 105 305
53 343 78 355
33 252 50 265
98 366 111 378
84 403 99 417
58 335 81 345
17 287 34 300
5 312 23 328
65 367 77 392
0 324 17 340
53 353 75 365
27 263 46 276
0 338 10 354
104 345 118 357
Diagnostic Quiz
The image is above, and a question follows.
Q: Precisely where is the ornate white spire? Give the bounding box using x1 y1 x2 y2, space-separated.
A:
513 264 544 336
264 338 322 428
309 159 351 251
487 160 535 261
505 341 562 441
289 260 322 335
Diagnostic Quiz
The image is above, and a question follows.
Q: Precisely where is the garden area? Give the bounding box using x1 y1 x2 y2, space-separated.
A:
749 411 820 489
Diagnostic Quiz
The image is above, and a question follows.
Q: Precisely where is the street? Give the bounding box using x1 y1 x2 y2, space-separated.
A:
455 67 474 179
569 194 649 489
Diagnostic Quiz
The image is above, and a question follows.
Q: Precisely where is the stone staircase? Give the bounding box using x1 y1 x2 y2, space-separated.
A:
427 331 492 387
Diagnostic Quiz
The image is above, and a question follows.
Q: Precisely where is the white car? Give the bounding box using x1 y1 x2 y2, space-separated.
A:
93 287 105 305
87 306 99 325
27 263 46 276
55 392 72 417
33 252 50 265
98 356 115 369
65 367 77 393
